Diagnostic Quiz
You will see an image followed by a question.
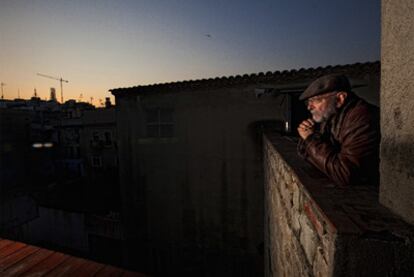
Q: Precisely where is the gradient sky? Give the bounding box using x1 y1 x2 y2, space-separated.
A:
0 0 380 106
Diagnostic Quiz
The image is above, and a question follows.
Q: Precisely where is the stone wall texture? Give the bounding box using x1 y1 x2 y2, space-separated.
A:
380 0 414 224
264 133 414 277
264 135 335 277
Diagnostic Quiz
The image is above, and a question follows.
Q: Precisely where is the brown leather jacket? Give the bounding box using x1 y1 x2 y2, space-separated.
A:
297 95 380 186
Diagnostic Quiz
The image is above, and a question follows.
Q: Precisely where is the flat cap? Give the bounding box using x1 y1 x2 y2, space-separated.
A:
299 74 351 101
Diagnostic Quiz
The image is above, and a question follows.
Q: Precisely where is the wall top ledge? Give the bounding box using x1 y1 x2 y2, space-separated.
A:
264 132 414 242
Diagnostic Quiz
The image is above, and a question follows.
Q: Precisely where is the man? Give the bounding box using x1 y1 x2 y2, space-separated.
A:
297 74 380 186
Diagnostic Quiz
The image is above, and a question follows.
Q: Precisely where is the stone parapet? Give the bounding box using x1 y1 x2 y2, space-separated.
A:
264 133 414 277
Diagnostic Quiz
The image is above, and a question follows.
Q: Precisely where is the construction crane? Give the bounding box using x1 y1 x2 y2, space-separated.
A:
1 82 6 99
37 73 68 103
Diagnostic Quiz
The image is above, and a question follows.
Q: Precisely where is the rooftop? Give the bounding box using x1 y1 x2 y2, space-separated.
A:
0 238 146 276
110 61 380 95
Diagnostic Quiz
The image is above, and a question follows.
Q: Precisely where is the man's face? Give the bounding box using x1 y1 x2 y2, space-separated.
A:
306 92 338 123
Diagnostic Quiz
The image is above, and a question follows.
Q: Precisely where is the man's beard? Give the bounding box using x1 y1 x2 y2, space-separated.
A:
311 102 337 123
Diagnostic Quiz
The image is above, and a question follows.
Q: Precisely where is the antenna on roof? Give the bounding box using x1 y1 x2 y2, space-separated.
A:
1 82 6 99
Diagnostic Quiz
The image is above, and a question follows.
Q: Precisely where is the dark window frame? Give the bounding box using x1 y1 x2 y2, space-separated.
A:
146 108 174 138
91 155 102 167
104 131 112 145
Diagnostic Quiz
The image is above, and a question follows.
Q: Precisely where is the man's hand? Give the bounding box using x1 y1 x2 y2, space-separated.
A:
297 119 315 140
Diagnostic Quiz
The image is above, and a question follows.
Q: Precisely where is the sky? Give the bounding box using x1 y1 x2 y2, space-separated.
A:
0 0 380 106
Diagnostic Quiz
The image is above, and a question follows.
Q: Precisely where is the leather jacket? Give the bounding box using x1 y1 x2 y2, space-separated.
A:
297 95 380 186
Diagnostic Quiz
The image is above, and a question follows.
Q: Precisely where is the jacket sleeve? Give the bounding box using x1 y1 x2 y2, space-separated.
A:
299 110 379 186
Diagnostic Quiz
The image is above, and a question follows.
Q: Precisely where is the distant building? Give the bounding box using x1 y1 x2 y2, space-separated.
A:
37 104 121 264
50 87 57 101
81 107 118 188
0 109 39 236
0 99 67 237
1 96 123 266
111 61 380 275
0 109 33 189
56 104 118 197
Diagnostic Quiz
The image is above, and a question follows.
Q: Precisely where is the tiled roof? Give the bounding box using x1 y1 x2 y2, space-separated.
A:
0 238 146 276
110 61 380 95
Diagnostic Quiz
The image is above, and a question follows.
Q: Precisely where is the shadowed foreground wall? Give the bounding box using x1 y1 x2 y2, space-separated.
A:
264 133 414 277
380 0 414 225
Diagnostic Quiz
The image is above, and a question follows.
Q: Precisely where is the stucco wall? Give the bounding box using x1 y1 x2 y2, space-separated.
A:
116 84 282 275
380 0 414 224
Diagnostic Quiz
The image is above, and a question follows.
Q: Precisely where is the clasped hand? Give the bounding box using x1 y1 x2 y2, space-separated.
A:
297 118 315 140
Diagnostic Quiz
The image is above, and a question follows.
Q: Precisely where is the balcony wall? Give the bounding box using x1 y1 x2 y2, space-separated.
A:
380 0 414 225
264 133 414 277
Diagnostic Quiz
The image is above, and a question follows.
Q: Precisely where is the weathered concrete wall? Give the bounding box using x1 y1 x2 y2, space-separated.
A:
264 133 414 277
380 0 414 224
116 84 282 275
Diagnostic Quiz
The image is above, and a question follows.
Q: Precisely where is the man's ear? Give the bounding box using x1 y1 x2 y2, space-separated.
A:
336 91 348 108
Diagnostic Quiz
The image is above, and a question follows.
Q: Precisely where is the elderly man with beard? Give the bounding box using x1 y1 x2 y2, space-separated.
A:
297 74 380 187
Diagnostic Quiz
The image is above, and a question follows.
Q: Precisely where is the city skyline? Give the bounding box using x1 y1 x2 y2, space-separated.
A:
0 0 380 105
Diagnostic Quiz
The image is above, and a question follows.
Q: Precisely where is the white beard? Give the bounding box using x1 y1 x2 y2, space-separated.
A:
311 102 337 123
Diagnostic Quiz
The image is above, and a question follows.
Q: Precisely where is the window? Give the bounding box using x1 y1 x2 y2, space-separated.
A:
65 147 73 158
92 131 100 142
146 108 174 137
90 131 101 147
91 156 102 167
104 131 112 145
75 130 80 143
73 146 80 158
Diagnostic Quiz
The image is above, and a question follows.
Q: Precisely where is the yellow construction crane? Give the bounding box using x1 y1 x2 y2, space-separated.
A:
37 73 68 103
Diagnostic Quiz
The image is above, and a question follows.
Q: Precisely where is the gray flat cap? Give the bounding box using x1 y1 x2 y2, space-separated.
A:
299 74 351 101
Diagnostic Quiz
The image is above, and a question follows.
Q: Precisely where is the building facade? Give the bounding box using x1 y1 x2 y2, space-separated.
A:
0 97 122 267
111 61 380 275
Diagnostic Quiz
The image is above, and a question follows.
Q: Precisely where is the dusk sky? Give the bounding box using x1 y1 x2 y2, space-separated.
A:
0 0 380 106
